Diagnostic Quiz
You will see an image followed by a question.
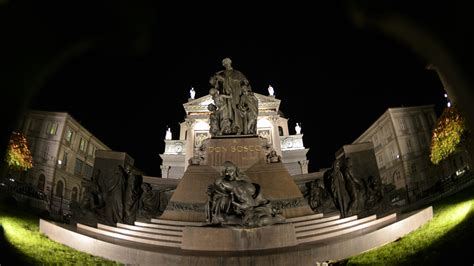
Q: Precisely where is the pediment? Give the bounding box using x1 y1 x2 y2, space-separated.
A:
183 93 281 114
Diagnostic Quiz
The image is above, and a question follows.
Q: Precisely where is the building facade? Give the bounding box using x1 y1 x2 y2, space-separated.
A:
159 93 309 179
353 105 438 200
17 110 111 210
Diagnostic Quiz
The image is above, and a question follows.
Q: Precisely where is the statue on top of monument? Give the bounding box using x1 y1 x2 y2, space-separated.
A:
209 58 258 136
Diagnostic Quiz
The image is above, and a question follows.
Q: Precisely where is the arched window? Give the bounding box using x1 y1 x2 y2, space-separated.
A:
278 126 284 136
55 180 64 197
37 174 46 191
71 187 78 202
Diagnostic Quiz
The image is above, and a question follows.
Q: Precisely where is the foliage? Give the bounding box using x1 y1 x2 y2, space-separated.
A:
430 106 468 165
0 198 120 265
4 131 33 171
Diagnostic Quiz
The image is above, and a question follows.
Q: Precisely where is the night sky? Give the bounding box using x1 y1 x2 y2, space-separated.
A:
27 2 446 176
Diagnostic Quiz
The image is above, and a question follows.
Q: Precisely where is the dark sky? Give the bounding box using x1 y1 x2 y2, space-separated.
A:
27 2 446 176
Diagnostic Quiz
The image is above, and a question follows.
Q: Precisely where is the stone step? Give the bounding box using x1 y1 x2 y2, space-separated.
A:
77 223 182 248
296 215 376 238
116 223 183 236
134 221 184 231
295 215 358 231
293 215 342 228
286 213 324 223
150 218 206 227
97 224 182 242
296 213 397 244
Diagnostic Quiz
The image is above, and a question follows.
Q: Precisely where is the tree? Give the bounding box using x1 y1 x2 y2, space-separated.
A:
4 132 33 172
430 106 469 165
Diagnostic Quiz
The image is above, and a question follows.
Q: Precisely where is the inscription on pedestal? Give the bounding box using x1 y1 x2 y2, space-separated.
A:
204 137 265 169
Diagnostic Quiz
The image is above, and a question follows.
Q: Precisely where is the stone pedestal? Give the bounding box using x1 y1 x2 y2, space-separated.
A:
160 136 313 222
204 136 266 171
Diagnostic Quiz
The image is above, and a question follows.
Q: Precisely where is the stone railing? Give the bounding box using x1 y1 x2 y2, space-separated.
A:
163 140 187 155
280 135 305 151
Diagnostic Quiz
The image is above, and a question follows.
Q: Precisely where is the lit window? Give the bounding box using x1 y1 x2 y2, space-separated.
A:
65 128 73 142
79 138 86 152
47 122 58 135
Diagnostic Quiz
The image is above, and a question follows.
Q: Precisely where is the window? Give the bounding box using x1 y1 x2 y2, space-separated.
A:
79 138 87 152
398 118 406 130
406 139 413 153
63 152 68 167
74 158 84 175
83 164 93 179
47 122 58 135
88 145 96 156
414 116 421 129
411 163 417 174
390 148 397 160
71 187 78 202
377 154 384 167
55 180 64 197
65 128 73 142
278 126 284 136
37 174 46 191
373 134 378 146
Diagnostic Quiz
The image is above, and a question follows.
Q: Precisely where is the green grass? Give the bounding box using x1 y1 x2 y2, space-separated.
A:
0 197 120 265
334 184 474 265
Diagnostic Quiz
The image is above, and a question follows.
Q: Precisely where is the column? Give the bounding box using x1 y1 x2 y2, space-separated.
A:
184 119 195 171
270 116 282 156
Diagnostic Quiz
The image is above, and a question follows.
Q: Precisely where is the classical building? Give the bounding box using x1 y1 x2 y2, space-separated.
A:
353 105 438 200
17 110 111 211
159 93 309 179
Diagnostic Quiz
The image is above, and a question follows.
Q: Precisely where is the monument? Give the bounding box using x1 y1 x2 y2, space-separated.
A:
40 58 434 265
160 58 314 223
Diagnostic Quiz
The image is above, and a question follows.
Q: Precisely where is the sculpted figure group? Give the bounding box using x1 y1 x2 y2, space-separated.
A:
208 58 258 136
205 161 285 227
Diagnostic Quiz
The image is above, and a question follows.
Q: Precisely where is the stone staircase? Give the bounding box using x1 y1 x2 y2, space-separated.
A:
73 211 398 250
40 207 432 265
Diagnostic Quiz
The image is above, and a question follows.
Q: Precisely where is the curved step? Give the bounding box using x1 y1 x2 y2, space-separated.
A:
295 215 358 231
116 223 182 236
287 213 324 223
97 224 182 242
293 215 342 227
297 213 397 244
77 223 181 248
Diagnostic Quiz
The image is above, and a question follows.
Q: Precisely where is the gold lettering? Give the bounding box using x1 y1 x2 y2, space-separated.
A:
237 146 243 152
255 145 261 151
243 145 248 152
249 145 254 152
215 147 221 153
231 146 236 152
208 147 214 152
222 146 228 152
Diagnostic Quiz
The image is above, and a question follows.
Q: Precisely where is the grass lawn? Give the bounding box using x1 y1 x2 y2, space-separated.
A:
1 184 474 265
0 197 120 265
334 184 474 265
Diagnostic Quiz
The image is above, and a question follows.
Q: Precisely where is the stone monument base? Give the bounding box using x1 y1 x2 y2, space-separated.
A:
181 223 296 251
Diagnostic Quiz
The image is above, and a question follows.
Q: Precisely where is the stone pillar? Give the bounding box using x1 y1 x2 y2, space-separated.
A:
184 119 195 171
270 116 282 155
298 160 309 175
160 165 170 178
